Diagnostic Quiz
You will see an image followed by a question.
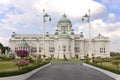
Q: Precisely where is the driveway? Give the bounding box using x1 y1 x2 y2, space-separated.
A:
27 61 115 80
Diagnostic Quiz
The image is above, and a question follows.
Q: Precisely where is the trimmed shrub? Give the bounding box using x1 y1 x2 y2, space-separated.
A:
85 62 120 74
16 59 30 69
0 56 15 61
0 61 50 77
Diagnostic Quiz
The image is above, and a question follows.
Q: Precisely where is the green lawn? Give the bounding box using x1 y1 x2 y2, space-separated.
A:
102 62 115 68
0 61 18 72
87 61 120 74
96 62 117 70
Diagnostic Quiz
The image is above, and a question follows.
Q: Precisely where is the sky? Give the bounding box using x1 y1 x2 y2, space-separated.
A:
0 0 120 52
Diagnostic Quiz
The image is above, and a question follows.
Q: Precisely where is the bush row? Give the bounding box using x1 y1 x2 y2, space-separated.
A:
85 62 120 74
0 56 15 61
0 61 50 77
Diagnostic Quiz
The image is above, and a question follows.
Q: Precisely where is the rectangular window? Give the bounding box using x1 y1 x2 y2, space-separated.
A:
15 37 21 39
39 47 42 52
49 47 55 52
31 47 37 52
23 37 29 39
100 48 105 53
31 37 37 39
74 47 79 52
15 47 18 52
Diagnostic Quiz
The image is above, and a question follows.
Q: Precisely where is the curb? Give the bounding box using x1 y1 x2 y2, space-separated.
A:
0 63 51 80
84 63 120 80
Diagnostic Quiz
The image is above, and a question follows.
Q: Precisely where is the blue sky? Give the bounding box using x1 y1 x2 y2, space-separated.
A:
0 0 120 52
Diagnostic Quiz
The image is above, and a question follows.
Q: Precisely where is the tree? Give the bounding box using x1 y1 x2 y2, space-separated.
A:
84 56 91 63
0 43 3 55
4 47 11 54
110 52 120 56
16 50 29 58
111 56 120 71
0 43 11 55
94 57 103 66
0 43 3 48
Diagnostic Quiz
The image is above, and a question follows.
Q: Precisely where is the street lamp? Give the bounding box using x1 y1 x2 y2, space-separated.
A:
36 38 39 63
82 9 92 58
42 9 51 57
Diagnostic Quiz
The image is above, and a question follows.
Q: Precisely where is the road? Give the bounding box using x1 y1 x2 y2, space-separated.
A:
27 61 115 80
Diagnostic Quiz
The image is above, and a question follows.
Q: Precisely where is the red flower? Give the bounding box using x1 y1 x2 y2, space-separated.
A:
16 50 29 58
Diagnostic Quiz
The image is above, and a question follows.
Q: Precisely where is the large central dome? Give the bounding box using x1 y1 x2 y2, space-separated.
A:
56 14 72 32
58 14 71 24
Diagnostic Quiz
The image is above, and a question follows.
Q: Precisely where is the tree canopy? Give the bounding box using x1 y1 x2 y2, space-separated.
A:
0 43 11 54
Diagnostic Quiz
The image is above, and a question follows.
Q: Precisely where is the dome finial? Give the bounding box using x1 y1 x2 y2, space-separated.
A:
63 13 67 18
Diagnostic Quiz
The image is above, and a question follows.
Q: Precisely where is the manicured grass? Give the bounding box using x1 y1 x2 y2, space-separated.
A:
86 61 120 74
0 61 50 77
102 62 115 69
0 61 17 72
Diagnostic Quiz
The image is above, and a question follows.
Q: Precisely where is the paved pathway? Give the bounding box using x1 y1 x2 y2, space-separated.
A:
27 61 115 80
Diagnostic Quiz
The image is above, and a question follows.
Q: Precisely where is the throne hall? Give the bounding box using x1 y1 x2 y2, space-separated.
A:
9 14 110 58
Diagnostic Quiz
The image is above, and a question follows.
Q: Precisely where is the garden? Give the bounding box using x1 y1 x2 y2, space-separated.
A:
83 54 120 74
0 49 50 77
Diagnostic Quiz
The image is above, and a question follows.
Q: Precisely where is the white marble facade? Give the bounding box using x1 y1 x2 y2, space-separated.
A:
9 14 110 58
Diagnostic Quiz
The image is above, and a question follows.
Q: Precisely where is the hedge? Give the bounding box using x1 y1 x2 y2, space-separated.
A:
85 62 120 74
0 61 50 77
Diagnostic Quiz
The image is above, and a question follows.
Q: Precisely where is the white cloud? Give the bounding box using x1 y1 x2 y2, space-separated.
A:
0 0 120 52
76 18 120 52
108 13 116 22
0 0 10 4
33 0 106 19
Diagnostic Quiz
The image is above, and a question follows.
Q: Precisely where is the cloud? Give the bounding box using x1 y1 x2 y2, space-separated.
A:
76 18 120 52
107 13 116 22
33 0 106 19
0 0 119 52
0 0 10 4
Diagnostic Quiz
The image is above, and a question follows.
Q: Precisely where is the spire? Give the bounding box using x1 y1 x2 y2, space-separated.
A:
63 13 67 18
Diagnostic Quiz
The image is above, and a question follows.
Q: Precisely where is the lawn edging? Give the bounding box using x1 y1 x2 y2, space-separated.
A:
84 63 120 80
0 63 51 80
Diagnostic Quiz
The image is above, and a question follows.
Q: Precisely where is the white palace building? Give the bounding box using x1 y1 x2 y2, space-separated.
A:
9 14 110 58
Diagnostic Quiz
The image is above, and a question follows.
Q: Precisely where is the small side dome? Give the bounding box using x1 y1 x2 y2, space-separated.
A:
20 39 28 46
55 32 58 35
80 32 84 37
12 32 16 37
46 32 49 37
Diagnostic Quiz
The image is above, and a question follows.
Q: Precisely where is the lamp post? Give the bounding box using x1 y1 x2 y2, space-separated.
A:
42 9 51 57
36 38 39 63
82 9 92 58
